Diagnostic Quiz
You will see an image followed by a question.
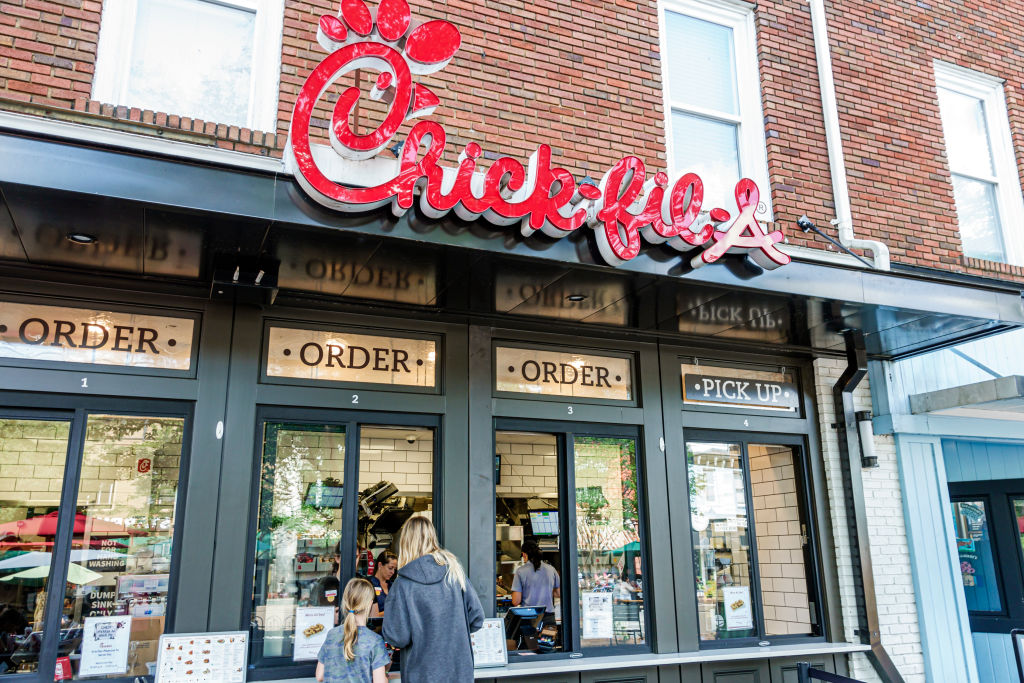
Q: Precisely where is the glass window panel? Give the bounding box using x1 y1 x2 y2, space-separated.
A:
687 441 755 641
748 444 815 636
251 423 345 664
355 425 434 585
574 437 645 648
664 12 738 115
65 415 184 679
671 112 740 206
950 499 1001 612
937 87 996 178
1013 499 1024 571
0 418 71 675
951 175 1006 262
494 431 565 655
126 0 255 128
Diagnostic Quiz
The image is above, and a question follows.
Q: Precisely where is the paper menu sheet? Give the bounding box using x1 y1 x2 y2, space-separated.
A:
471 618 507 668
581 591 613 639
156 632 248 683
722 585 753 631
79 616 132 677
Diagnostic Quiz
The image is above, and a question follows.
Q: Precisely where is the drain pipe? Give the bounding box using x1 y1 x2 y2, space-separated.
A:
808 0 891 270
833 329 904 682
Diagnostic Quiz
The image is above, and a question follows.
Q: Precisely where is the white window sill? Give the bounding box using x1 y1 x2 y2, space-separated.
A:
268 641 870 681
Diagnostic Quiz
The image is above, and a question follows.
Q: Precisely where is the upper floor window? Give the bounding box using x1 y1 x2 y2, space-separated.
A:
660 0 771 217
935 62 1024 264
93 0 283 132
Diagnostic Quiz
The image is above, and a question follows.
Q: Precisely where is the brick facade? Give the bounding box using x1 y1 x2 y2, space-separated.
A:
1 0 1022 280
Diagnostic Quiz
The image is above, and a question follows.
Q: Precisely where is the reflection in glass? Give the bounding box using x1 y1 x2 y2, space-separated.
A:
951 499 1001 612
252 424 345 663
127 0 255 127
687 441 755 641
355 425 434 587
749 444 813 636
574 437 645 648
0 418 71 675
494 431 564 655
57 415 184 679
1013 499 1024 567
951 175 1006 262
671 112 740 208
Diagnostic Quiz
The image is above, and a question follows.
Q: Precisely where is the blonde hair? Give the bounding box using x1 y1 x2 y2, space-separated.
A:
341 578 375 662
397 513 467 591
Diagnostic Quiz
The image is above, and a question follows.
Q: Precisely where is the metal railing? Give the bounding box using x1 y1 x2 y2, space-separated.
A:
797 662 866 683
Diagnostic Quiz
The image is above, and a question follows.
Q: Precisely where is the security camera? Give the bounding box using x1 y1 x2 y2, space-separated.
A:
405 434 417 444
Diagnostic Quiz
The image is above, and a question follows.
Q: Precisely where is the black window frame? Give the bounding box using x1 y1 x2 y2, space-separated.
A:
493 418 652 661
949 480 1024 633
0 394 194 683
683 429 826 649
243 406 441 680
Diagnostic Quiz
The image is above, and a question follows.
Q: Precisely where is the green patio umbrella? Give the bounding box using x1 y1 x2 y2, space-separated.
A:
0 562 102 585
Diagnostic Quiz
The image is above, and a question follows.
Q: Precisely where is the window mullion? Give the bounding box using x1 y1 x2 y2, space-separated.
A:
739 440 768 640
671 103 743 125
563 431 582 653
951 169 1000 185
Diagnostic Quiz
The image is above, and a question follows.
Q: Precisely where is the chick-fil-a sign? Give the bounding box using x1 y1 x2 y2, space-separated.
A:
288 0 790 271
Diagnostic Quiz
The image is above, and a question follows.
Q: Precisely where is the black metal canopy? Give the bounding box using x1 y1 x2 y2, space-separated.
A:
0 129 1021 360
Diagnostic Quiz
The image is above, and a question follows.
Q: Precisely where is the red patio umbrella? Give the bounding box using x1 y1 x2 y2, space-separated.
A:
0 512 145 538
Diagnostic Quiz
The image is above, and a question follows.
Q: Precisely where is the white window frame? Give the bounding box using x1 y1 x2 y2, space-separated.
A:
658 0 772 220
934 60 1024 265
92 0 284 133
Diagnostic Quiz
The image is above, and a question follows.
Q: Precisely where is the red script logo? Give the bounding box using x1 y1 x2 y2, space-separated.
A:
288 0 790 271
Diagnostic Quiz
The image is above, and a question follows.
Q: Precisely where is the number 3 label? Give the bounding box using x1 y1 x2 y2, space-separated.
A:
567 406 574 415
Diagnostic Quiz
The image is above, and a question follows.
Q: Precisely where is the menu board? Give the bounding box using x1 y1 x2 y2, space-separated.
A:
293 606 334 661
471 618 507 668
79 616 132 677
156 631 247 683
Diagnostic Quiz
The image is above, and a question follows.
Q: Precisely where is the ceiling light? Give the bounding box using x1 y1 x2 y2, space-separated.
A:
66 232 97 245
566 294 587 302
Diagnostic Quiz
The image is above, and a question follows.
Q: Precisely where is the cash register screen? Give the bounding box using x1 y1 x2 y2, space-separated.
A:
529 511 559 536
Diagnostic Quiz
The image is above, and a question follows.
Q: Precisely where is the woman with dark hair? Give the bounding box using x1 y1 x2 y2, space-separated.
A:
511 540 560 625
368 549 398 617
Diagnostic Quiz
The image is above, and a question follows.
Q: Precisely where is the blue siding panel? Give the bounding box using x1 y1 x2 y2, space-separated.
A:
944 440 1024 483
972 632 1018 683
899 435 979 683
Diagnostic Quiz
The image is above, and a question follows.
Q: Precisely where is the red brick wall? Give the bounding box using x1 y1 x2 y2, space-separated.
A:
0 0 1022 281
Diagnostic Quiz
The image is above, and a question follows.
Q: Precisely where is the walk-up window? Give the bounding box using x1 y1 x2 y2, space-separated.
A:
494 423 647 658
685 434 822 645
0 406 189 680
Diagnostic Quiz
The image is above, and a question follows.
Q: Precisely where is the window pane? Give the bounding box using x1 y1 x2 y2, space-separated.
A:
687 442 755 640
65 415 183 679
356 425 434 580
126 0 255 127
664 12 738 115
950 499 1001 612
671 112 740 205
0 418 71 675
937 87 996 177
575 437 645 648
251 423 345 664
951 175 1006 262
749 444 815 636
1013 499 1024 570
495 432 565 655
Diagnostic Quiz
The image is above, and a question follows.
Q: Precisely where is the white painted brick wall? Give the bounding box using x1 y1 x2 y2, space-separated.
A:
813 359 926 682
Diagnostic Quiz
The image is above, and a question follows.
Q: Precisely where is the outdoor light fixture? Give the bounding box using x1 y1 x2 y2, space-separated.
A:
566 294 587 302
796 215 873 268
65 232 97 245
856 410 878 468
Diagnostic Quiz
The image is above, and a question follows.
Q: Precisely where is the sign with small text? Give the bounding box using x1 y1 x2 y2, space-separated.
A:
0 302 194 370
496 347 632 400
266 327 436 387
684 373 799 410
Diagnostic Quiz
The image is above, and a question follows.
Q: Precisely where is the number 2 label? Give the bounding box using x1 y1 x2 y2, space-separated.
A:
352 394 359 404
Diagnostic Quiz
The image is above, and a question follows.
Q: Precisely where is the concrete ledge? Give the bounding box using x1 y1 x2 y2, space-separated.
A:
269 641 870 681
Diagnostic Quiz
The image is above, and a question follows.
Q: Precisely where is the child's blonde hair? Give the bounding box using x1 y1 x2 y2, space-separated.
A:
397 513 466 590
341 578 375 662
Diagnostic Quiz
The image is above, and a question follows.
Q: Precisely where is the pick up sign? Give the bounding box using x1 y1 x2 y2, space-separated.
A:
684 374 799 410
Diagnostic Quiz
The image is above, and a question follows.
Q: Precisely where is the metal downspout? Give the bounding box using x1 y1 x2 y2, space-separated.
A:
833 329 904 682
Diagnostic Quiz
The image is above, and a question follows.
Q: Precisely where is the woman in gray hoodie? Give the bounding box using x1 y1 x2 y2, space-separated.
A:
383 514 484 682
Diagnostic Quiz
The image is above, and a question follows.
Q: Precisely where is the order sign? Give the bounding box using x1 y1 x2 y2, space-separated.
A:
0 301 194 370
496 347 632 400
266 327 436 387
